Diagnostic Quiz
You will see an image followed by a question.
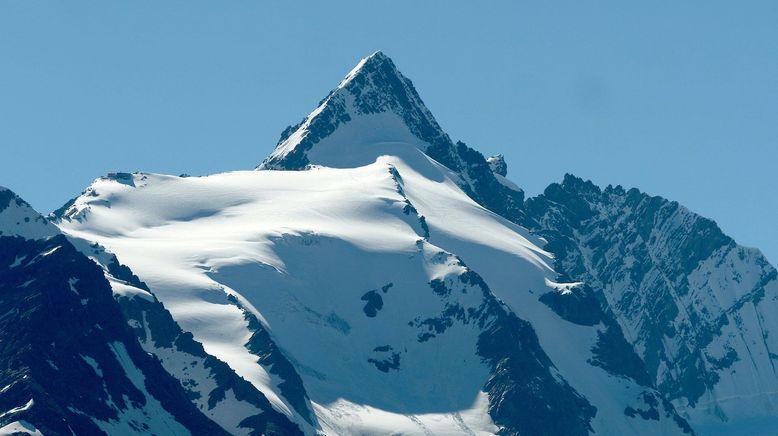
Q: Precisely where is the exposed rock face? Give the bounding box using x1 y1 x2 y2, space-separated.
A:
486 154 507 177
520 174 778 429
0 233 227 435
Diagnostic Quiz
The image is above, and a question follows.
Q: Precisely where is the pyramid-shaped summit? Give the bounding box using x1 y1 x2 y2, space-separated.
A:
257 51 456 171
258 51 528 223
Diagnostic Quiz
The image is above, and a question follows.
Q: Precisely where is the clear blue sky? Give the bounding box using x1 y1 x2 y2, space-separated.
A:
2 1 776 263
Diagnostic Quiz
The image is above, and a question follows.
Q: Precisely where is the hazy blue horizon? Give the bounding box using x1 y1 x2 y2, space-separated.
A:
2 1 776 262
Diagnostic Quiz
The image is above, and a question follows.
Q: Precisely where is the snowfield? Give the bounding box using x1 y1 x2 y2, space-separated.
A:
57 158 508 434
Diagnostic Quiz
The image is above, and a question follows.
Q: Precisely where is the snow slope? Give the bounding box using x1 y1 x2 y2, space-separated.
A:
56 166 498 434
58 164 689 434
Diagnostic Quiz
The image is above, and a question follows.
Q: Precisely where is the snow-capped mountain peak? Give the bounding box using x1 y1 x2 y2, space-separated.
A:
258 52 453 171
258 52 528 226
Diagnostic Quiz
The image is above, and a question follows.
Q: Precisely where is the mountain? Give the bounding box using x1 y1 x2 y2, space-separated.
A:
3 51 771 435
53 53 697 435
0 187 301 435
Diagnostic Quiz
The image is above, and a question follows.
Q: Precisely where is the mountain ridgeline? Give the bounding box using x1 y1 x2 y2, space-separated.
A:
1 52 775 435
